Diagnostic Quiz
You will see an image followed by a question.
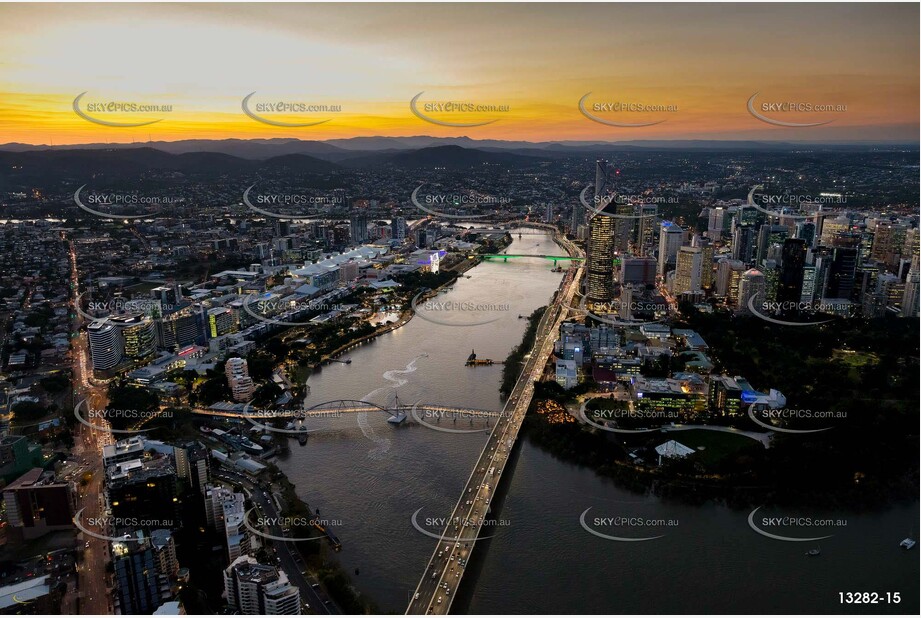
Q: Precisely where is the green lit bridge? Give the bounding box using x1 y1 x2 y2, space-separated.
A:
481 254 622 265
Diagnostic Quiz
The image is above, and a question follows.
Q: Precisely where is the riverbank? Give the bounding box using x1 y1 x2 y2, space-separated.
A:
267 465 379 613
312 237 511 368
522 383 919 510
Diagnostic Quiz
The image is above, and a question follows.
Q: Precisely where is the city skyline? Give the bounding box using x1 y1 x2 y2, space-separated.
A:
0 2 917 616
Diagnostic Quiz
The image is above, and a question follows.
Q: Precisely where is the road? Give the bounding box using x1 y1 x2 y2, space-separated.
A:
407 231 582 615
66 232 115 615
213 467 341 615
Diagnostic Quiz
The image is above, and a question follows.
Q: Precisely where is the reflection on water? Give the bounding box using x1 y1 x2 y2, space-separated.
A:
275 232 919 614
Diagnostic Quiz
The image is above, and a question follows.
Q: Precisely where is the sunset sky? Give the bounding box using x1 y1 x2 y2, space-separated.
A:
0 2 917 145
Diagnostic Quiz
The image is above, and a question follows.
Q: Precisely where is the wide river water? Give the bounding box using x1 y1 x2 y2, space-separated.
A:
274 231 919 614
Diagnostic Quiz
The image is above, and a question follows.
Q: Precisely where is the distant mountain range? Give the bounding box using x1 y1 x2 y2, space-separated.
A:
0 147 338 186
1 137 917 187
2 136 915 163
0 143 553 186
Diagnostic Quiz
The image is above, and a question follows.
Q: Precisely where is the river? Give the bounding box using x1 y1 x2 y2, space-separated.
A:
273 231 919 615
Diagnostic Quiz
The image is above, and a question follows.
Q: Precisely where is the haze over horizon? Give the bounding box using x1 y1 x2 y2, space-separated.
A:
1 3 917 146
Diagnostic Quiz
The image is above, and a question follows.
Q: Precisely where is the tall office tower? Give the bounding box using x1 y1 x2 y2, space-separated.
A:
225 357 255 402
739 203 764 227
736 269 766 314
856 263 880 307
544 203 554 223
224 556 301 615
274 220 291 237
673 246 703 294
863 273 901 317
88 319 124 371
778 238 807 304
657 221 684 276
828 233 861 297
800 265 818 304
692 235 715 289
595 159 609 197
820 216 850 245
756 224 789 266
634 204 658 255
707 207 726 239
762 260 780 302
620 257 657 286
585 202 616 309
731 223 756 264
715 260 746 298
826 249 859 301
613 202 636 254
391 216 407 241
903 228 920 263
112 314 157 360
795 221 816 248
871 221 907 268
349 213 369 245
811 246 834 301
901 253 920 318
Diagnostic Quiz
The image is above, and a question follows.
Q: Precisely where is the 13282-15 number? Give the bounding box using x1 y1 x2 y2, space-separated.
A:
839 592 900 604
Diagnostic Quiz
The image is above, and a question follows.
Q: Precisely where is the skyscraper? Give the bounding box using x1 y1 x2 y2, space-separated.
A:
778 238 807 305
88 319 124 371
391 217 407 241
737 269 766 315
795 221 816 247
731 223 756 264
715 259 746 299
756 224 789 266
634 204 658 255
800 265 818 304
613 201 636 254
673 246 703 295
826 234 860 300
594 159 609 197
707 207 726 239
693 235 714 289
585 202 616 309
901 254 920 318
349 213 369 245
657 222 684 276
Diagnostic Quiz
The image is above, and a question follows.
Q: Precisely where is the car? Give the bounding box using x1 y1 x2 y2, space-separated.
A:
311 583 320 589
437 597 442 605
414 593 420 600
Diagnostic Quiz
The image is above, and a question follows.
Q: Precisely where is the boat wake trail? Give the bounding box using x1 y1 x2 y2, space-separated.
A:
358 354 428 459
